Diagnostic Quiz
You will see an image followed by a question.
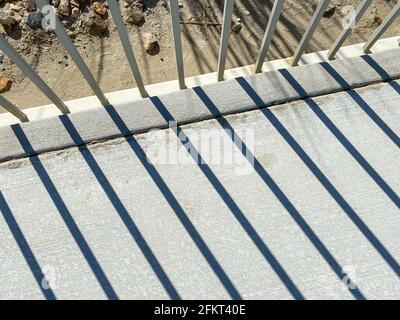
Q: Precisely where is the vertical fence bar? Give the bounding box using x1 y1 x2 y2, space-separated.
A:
0 96 29 122
328 0 372 60
35 0 109 107
170 0 186 89
255 0 285 73
363 1 400 52
217 0 235 81
291 0 331 66
0 35 69 114
108 1 148 97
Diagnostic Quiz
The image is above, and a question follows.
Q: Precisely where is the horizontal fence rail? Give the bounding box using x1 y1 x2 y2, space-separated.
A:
0 0 399 123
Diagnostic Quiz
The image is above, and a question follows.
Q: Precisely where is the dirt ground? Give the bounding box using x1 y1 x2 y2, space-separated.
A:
1 0 400 110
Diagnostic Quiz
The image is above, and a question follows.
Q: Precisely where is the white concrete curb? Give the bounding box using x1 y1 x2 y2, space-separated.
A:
0 45 399 162
1 36 399 127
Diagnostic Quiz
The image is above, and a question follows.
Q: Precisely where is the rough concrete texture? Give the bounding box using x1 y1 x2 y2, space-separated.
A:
0 76 399 299
0 48 399 162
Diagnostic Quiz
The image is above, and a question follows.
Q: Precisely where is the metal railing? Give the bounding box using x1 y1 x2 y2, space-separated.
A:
1 0 399 123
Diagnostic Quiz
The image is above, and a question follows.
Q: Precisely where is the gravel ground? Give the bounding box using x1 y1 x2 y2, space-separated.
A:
0 0 399 110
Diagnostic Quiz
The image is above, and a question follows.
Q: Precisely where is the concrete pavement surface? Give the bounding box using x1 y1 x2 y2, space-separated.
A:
0 52 399 299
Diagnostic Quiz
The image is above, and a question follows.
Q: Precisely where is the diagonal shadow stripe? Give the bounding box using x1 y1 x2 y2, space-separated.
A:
278 69 399 209
149 96 304 299
104 105 242 300
237 76 400 280
10 124 119 300
360 55 400 95
318 62 400 149
0 192 57 300
59 115 180 300
193 86 365 300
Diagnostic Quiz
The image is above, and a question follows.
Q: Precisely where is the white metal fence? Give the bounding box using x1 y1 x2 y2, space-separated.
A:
1 0 400 123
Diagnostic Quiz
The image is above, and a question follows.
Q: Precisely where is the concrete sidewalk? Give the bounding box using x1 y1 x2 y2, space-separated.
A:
0 75 399 299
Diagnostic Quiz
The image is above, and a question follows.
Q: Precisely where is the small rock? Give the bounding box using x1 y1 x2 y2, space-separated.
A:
93 2 108 18
311 1 336 18
10 3 22 12
52 0 61 8
0 75 12 94
323 5 336 18
127 5 145 26
374 16 382 26
0 11 18 26
67 30 77 38
0 11 20 34
231 16 242 33
143 32 158 55
85 9 108 33
161 0 168 10
123 0 136 6
24 0 37 12
26 11 43 28
71 7 80 19
58 0 71 17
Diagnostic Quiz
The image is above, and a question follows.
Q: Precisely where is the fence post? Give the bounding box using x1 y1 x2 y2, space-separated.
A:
35 0 110 107
0 35 69 114
108 1 148 97
328 0 372 60
0 96 29 122
363 2 400 52
255 0 285 73
217 0 235 81
291 0 331 66
170 0 186 89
